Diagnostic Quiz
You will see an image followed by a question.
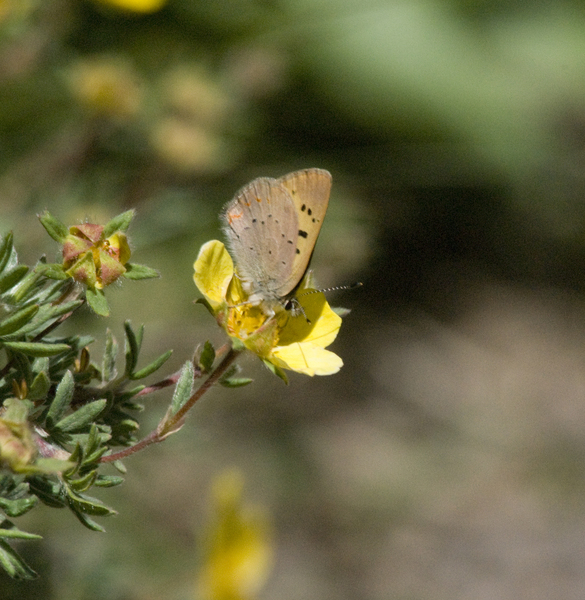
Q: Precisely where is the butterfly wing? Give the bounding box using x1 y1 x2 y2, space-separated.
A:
222 177 298 301
277 168 332 294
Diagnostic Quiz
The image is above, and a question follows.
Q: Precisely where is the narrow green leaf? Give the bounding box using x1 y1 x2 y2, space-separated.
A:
38 210 68 243
102 328 118 382
3 341 70 357
261 359 289 384
28 371 50 401
66 489 117 517
86 288 109 317
0 265 28 294
123 321 140 375
67 470 97 493
0 539 38 580
113 460 126 473
0 232 17 274
0 496 38 518
42 299 83 321
54 399 107 433
94 475 124 487
220 377 253 388
0 304 39 336
2 300 82 339
37 263 69 279
103 209 135 238
0 526 42 540
26 477 66 508
198 341 216 373
135 324 144 352
84 423 101 457
122 263 159 280
46 371 74 428
171 361 194 414
130 349 173 380
67 443 83 466
83 446 108 466
21 458 75 474
10 268 44 302
70 510 106 532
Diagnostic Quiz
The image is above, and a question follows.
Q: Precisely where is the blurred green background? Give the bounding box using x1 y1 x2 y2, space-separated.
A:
3 0 585 598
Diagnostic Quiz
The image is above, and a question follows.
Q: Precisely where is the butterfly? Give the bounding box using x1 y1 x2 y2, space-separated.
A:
222 168 332 314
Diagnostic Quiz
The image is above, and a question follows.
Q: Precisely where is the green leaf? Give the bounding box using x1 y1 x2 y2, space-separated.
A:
3 341 71 357
123 321 141 376
66 489 117 517
2 300 82 339
86 287 109 317
36 263 69 281
0 232 14 273
84 423 102 458
21 458 75 474
42 299 83 322
220 377 253 388
27 476 66 508
195 296 215 316
113 460 126 473
0 265 29 294
67 470 97 493
130 349 173 380
46 370 74 428
32 356 50 372
198 341 216 373
0 522 42 541
83 447 108 466
70 511 106 532
9 268 44 302
103 209 135 238
122 262 159 280
94 475 124 487
102 328 118 382
0 539 38 580
27 371 50 401
261 359 289 384
0 304 39 336
171 361 194 414
0 496 38 518
38 210 68 243
54 399 107 433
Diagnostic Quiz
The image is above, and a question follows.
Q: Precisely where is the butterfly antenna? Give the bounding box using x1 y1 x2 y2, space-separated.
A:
297 282 363 298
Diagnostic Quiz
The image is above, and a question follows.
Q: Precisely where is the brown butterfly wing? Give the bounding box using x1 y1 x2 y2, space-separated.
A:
277 168 332 293
222 177 299 300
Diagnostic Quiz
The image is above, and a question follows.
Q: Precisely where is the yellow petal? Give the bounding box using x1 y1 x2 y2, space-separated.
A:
272 343 343 376
277 292 342 348
194 240 234 310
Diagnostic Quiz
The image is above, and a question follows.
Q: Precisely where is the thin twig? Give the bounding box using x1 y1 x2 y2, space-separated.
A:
100 345 242 463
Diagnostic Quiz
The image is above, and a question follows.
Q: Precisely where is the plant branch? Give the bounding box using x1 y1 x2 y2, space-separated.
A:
100 345 242 463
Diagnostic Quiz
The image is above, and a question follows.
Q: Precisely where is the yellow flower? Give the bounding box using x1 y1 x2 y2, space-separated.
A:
196 469 273 600
193 240 343 377
92 0 167 14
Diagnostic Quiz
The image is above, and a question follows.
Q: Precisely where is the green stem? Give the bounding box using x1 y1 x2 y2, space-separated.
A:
100 345 242 463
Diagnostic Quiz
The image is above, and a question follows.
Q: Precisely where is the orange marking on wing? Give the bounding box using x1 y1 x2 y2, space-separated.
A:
227 208 244 225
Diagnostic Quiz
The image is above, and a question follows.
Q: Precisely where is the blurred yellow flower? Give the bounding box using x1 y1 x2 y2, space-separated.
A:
92 0 167 14
193 240 343 377
67 56 143 118
196 469 273 600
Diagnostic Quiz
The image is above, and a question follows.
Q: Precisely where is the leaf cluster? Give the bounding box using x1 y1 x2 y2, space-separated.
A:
0 233 171 579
